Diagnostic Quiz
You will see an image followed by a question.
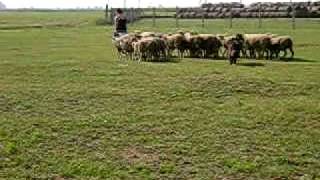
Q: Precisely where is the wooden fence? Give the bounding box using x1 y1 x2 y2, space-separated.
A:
104 3 310 29
107 7 142 24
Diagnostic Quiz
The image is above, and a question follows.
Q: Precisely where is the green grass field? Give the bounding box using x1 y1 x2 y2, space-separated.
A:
0 11 320 179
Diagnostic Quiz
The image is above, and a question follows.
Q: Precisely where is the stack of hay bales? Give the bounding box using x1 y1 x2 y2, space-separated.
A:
176 1 320 19
310 1 320 17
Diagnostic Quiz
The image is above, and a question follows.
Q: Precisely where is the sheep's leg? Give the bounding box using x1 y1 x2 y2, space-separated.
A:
168 50 172 58
117 52 121 61
258 50 263 59
276 50 280 60
178 50 182 59
140 52 144 62
257 50 261 59
119 52 124 61
126 53 129 60
265 50 270 60
252 50 256 59
190 50 194 58
222 48 227 58
251 50 255 59
185 50 190 57
282 49 288 58
136 52 141 61
139 52 143 62
133 50 138 61
250 49 255 59
241 49 246 58
245 49 249 58
164 50 168 61
270 50 275 60
289 47 294 59
117 50 123 61
256 49 260 59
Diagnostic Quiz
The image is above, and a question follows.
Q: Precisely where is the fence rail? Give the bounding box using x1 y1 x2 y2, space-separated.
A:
108 8 142 24
105 2 320 29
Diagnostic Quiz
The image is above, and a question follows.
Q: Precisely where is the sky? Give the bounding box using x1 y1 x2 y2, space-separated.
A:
1 0 313 9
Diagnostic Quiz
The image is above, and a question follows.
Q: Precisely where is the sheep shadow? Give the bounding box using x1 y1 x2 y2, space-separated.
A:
276 57 317 63
141 57 182 64
237 62 265 67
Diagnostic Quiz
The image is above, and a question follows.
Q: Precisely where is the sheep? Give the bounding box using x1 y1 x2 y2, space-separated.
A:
244 34 272 59
162 34 176 58
198 34 222 58
151 37 168 61
133 37 156 61
113 33 139 60
112 31 295 63
269 37 281 60
165 33 188 59
132 40 145 61
133 37 168 62
140 32 156 38
184 32 203 58
269 36 294 59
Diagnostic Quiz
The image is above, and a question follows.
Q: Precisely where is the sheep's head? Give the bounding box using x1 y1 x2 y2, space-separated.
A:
134 30 142 34
177 30 185 35
235 34 244 41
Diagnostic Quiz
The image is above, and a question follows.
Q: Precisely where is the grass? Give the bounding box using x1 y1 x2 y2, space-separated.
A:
0 11 320 179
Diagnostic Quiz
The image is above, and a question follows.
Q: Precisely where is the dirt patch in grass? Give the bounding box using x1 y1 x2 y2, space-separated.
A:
121 146 160 166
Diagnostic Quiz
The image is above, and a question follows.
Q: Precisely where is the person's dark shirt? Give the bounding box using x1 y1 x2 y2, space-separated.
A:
115 15 127 33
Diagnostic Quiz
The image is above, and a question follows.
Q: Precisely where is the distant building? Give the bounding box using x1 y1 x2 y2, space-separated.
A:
0 1 6 10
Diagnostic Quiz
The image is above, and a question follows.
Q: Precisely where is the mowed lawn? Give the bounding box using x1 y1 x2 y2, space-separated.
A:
0 11 320 179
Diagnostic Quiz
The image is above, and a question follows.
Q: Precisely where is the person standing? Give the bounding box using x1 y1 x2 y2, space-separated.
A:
114 8 127 38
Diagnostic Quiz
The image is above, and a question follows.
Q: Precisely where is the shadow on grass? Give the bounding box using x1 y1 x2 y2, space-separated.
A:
0 23 81 31
128 57 181 64
277 57 317 63
237 62 265 67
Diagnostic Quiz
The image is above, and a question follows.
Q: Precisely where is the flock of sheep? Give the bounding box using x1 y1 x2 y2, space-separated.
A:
113 31 294 64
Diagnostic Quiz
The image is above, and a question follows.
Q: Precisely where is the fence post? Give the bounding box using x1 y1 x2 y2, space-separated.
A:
153 7 156 27
291 1 296 29
202 8 205 28
105 4 109 20
130 8 134 24
176 6 179 28
110 8 114 24
258 3 262 28
229 5 233 28
138 8 142 20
